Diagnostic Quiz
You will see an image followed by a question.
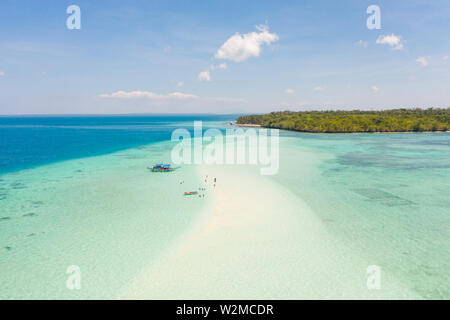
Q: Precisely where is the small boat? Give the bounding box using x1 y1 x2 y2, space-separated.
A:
184 191 198 196
149 163 174 172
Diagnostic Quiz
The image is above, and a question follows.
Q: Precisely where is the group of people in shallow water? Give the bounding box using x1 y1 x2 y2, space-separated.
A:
180 175 217 198
199 175 217 197
205 175 217 188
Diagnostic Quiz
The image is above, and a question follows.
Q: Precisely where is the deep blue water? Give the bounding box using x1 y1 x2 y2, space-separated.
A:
0 115 237 174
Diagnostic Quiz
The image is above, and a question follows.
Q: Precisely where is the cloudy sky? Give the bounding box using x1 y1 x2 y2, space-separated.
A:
0 0 449 114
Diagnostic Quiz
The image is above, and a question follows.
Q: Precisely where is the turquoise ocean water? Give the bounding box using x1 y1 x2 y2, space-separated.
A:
273 132 450 299
0 116 448 299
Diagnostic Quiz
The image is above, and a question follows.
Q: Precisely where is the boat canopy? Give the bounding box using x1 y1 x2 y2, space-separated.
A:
151 163 172 171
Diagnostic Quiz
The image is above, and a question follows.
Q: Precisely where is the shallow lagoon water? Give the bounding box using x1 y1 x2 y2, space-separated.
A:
0 117 449 299
271 132 450 299
0 141 204 299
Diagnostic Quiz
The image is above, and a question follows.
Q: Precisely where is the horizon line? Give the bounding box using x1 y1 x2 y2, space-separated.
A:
1 106 449 117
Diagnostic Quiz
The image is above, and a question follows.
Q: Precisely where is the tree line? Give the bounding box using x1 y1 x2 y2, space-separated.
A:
236 108 450 133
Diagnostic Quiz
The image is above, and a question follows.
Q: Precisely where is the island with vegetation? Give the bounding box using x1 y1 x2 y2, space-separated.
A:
236 108 450 133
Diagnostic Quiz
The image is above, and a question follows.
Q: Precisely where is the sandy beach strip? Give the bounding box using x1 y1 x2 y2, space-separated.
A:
118 163 420 299
235 123 262 127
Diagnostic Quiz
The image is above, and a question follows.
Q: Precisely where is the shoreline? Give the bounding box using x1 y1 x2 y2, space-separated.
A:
235 123 261 127
236 124 450 134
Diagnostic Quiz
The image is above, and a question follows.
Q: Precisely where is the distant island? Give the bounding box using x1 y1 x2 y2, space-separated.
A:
236 108 450 133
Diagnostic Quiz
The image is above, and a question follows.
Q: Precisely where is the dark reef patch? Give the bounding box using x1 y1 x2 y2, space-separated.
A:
10 182 27 189
23 212 38 217
30 200 44 207
352 188 415 207
336 152 450 170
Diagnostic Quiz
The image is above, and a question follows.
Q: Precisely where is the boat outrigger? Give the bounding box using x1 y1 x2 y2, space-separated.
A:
184 191 198 196
148 163 174 172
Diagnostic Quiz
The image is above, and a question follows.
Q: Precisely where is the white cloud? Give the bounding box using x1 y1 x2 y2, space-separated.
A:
198 63 227 82
198 25 276 82
99 90 245 103
416 56 429 67
209 63 227 71
376 34 404 50
215 24 279 62
98 90 247 113
314 86 327 92
99 91 198 100
217 63 227 70
0 71 5 76
357 40 368 48
176 81 184 87
443 55 448 61
285 88 294 94
371 86 380 93
198 70 211 82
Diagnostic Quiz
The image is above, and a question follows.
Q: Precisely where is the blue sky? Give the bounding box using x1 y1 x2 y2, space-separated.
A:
0 0 449 114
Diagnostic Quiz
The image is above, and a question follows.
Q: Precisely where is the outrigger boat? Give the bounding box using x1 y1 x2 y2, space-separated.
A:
184 191 198 196
148 163 174 172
